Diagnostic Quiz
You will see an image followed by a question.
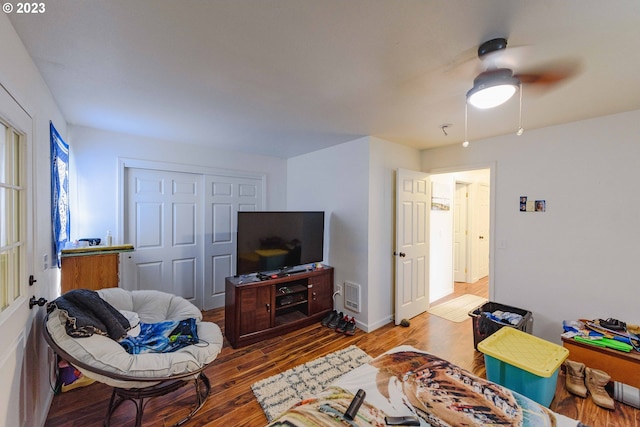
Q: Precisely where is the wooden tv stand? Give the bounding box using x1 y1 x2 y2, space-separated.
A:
562 336 640 389
225 266 334 348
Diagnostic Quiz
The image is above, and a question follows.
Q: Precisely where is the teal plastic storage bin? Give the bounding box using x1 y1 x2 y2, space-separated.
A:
478 327 569 407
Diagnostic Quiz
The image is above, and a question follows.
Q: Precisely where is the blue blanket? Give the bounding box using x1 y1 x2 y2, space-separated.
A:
119 318 199 354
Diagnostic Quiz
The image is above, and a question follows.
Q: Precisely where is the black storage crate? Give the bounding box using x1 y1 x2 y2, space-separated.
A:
468 301 533 350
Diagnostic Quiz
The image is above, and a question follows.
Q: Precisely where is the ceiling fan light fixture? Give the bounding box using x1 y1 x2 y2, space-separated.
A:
466 69 520 109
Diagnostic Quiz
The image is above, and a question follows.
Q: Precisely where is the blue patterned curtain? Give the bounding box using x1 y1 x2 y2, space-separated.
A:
51 122 69 267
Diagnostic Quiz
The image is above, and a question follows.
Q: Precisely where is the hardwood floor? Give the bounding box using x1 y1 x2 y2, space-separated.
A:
45 277 638 426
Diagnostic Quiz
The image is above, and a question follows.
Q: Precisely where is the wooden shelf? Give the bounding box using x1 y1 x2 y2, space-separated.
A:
276 298 307 311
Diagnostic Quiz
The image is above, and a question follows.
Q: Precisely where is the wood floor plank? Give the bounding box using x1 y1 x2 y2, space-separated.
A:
44 277 635 426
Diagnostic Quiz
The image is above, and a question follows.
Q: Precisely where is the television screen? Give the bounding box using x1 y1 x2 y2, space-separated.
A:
236 211 324 275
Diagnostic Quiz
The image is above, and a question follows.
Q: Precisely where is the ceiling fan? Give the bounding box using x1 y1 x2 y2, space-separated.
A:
465 37 580 109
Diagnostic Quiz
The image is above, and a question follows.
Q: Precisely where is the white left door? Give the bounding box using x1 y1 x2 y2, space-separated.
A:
125 168 203 307
0 84 36 427
394 168 430 324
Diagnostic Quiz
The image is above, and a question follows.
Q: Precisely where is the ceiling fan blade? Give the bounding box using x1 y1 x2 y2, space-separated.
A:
515 58 582 91
480 44 530 70
442 45 484 79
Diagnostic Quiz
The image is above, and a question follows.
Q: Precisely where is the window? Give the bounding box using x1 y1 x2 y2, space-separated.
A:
0 121 25 312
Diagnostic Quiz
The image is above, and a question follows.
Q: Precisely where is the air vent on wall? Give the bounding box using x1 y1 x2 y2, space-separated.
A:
344 281 361 313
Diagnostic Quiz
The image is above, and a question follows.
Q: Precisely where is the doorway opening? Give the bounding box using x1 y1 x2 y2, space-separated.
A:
428 167 491 309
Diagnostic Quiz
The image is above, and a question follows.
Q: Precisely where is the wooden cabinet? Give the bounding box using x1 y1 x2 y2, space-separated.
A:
309 272 333 315
60 245 134 293
238 286 273 336
225 267 334 348
61 253 119 292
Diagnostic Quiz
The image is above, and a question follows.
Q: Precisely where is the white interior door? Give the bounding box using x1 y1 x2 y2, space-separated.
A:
125 168 203 306
453 183 469 282
0 85 36 427
203 175 262 310
478 183 490 278
394 168 430 324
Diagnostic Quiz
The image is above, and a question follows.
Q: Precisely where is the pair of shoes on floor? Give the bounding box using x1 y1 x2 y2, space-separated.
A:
321 310 339 327
321 310 357 335
336 315 357 336
564 359 615 410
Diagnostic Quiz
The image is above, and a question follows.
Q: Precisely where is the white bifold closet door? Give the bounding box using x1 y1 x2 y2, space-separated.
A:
124 167 262 309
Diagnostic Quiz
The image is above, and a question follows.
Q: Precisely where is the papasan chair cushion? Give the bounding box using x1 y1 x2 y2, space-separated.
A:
45 287 224 389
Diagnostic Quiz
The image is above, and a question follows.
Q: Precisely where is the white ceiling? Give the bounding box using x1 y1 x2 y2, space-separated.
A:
8 1 640 158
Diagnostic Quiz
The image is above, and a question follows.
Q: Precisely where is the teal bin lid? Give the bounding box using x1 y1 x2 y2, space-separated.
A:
477 327 569 378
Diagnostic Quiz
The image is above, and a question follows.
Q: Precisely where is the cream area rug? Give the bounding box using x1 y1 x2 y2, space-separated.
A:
427 294 487 322
251 345 372 422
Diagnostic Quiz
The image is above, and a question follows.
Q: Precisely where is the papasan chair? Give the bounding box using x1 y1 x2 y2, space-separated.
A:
44 287 224 427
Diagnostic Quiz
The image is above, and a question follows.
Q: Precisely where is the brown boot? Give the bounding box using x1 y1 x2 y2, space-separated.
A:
585 367 615 410
564 360 587 397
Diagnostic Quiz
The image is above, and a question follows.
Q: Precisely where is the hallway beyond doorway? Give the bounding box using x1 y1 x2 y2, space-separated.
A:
431 276 489 308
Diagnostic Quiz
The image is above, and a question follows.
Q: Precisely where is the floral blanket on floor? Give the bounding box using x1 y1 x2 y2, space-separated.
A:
267 345 586 427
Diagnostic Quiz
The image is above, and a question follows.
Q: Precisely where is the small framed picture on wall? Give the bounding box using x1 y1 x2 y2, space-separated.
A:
520 196 527 212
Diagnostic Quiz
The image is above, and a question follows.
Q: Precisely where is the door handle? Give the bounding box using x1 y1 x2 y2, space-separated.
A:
29 296 47 309
393 252 406 257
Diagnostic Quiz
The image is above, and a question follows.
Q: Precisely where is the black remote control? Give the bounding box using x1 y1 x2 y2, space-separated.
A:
344 389 366 420
385 415 420 426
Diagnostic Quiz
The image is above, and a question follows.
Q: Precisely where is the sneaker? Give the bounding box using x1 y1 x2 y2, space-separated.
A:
335 315 349 333
321 310 338 327
327 312 343 329
344 317 357 336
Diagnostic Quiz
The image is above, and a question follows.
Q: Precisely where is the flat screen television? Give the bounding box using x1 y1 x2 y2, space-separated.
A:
236 211 325 276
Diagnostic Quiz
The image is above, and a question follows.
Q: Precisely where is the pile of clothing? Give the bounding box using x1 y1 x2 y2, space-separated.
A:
482 309 524 326
562 318 640 352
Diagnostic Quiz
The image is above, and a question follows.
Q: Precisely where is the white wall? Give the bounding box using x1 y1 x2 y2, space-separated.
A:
287 137 371 323
68 125 288 243
429 173 455 302
421 109 640 343
287 136 421 331
1 14 68 427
